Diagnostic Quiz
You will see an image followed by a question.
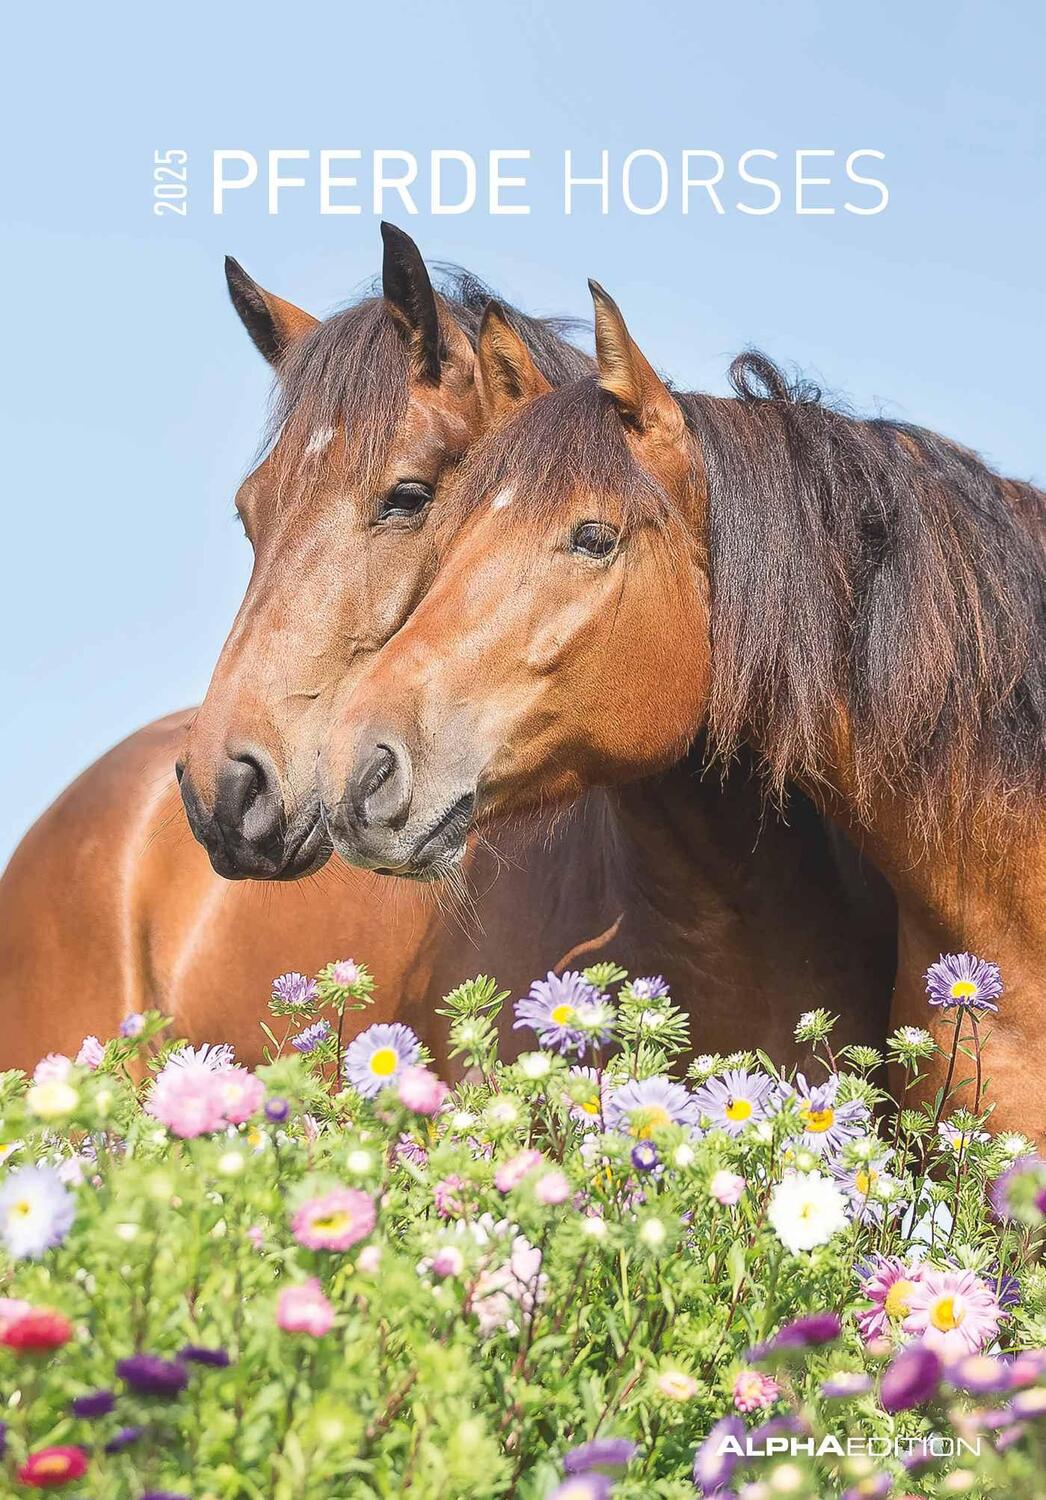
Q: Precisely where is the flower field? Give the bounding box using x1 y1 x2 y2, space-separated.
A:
0 956 1044 1498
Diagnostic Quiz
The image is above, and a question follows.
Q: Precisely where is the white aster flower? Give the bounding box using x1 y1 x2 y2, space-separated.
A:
767 1170 849 1254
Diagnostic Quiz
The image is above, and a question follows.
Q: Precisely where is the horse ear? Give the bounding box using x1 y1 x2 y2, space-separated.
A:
381 221 442 383
476 302 551 424
225 257 318 366
589 280 682 438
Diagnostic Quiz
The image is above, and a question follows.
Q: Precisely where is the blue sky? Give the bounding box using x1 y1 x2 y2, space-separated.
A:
2 0 1043 862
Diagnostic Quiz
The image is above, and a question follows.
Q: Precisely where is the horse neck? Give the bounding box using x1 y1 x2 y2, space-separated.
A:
828 786 1046 1004
573 749 895 1057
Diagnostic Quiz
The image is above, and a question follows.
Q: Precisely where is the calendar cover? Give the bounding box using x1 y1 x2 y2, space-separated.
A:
0 3 1043 1495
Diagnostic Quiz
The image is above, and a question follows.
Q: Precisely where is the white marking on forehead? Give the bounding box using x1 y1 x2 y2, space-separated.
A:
304 425 335 456
491 486 514 511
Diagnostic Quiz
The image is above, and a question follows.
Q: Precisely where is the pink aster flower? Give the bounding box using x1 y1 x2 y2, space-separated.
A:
535 1170 571 1205
276 1279 334 1336
434 1175 467 1218
214 1067 264 1125
494 1149 543 1194
292 1187 376 1251
733 1369 781 1413
903 1267 1001 1358
357 1245 381 1274
75 1037 104 1070
857 1256 924 1343
397 1066 449 1116
33 1054 72 1085
710 1170 746 1206
429 1246 465 1279
0 1298 32 1336
146 1067 227 1139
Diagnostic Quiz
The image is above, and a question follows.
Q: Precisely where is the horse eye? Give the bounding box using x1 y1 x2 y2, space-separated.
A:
378 481 433 521
570 521 619 560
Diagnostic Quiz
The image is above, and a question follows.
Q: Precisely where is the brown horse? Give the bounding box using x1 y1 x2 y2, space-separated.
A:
0 235 892 1071
0 228 594 1067
321 286 1045 1134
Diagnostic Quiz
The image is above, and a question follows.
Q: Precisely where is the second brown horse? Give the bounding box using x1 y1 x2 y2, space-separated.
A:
319 285 1044 1134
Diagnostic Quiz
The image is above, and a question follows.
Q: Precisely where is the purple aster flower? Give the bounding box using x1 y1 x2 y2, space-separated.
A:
771 1312 842 1351
71 1389 116 1418
0 1422 5 1458
161 1042 234 1073
692 1068 774 1135
831 1152 902 1223
179 1344 230 1368
841 1476 891 1500
629 976 670 1001
995 1423 1026 1452
104 1425 144 1452
978 1259 1022 1312
879 1341 942 1413
265 1096 290 1123
692 1415 746 1494
820 1371 872 1399
116 1355 189 1398
271 971 318 1007
513 971 613 1058
749 1312 842 1361
778 1073 870 1156
925 952 1003 1012
291 1020 331 1054
989 1155 1046 1226
1011 1388 1046 1420
563 1436 637 1474
946 1354 1013 1395
748 1414 806 1449
343 1022 420 1097
550 1478 611 1500
631 1141 659 1173
605 1076 701 1138
119 1012 146 1038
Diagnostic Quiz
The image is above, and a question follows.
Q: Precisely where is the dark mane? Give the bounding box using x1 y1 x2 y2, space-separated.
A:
687 353 1046 832
265 267 591 479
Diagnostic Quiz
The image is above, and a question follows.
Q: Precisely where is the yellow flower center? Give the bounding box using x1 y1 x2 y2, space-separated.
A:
724 1098 753 1122
550 1003 576 1026
35 1456 72 1477
949 979 978 1000
884 1279 916 1319
369 1048 398 1077
855 1169 877 1196
580 1095 601 1116
930 1295 964 1332
658 1371 696 1400
632 1105 671 1139
801 1106 835 1133
312 1211 351 1236
11 1200 33 1219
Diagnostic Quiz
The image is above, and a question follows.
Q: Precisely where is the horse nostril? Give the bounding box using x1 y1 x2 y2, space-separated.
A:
213 750 280 845
352 745 395 820
174 759 185 786
350 742 412 829
236 754 266 811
